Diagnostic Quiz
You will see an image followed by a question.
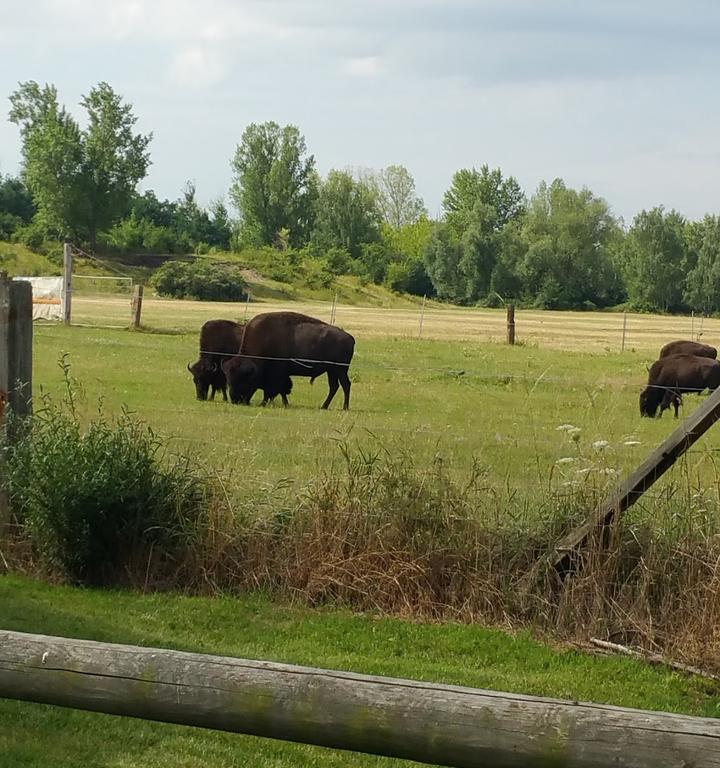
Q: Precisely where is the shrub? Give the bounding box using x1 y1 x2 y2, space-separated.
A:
151 259 248 301
104 214 178 254
5 360 211 586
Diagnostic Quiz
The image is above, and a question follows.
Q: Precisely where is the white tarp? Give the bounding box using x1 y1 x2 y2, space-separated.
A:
14 276 63 321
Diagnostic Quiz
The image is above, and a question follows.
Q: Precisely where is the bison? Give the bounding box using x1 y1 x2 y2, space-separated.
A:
187 319 245 401
223 311 355 410
659 339 717 359
640 354 720 418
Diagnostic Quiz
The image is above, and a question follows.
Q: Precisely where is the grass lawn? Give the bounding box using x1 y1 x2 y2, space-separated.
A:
1 574 719 767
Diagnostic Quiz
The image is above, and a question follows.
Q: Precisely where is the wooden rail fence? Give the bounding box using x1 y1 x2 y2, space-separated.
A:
0 630 719 767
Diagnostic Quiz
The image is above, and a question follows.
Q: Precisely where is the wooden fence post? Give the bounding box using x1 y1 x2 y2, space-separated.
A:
330 291 338 325
62 242 72 326
0 274 33 527
621 312 628 352
506 304 515 345
130 285 143 330
418 295 427 339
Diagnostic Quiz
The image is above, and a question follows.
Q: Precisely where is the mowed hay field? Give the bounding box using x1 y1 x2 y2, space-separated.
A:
33 295 720 509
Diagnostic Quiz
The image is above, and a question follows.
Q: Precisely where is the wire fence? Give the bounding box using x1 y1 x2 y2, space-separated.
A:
45 285 720 355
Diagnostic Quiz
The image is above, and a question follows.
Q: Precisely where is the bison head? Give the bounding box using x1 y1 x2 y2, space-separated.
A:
188 359 221 401
639 387 660 418
223 357 260 405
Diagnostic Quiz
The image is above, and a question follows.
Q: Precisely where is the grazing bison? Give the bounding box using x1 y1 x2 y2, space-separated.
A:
187 319 245 401
223 311 355 410
659 339 717 359
640 354 720 418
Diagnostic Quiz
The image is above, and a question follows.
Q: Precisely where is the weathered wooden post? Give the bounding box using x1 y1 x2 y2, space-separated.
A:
130 284 143 330
506 303 515 345
243 290 251 321
0 273 33 527
418 294 427 339
330 290 338 325
62 241 72 326
621 312 628 352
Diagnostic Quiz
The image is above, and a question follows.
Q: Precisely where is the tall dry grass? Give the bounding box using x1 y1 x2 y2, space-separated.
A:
4 395 720 667
173 443 720 669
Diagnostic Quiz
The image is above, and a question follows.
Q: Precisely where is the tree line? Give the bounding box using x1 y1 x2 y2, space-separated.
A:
3 80 720 314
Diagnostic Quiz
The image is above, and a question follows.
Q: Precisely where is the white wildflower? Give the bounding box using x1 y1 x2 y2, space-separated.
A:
592 440 610 451
556 424 576 432
556 457 575 464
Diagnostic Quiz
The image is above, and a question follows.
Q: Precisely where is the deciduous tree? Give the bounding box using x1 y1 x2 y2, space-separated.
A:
230 122 317 248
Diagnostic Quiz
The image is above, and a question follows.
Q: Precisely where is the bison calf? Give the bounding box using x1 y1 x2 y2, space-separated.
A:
640 354 720 418
188 319 245 401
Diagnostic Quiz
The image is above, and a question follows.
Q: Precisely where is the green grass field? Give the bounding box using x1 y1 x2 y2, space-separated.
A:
33 303 720 509
2 575 719 768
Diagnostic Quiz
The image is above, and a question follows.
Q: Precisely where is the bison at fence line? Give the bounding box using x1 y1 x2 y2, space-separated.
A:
659 339 717 359
640 354 720 418
222 311 355 410
187 319 245 401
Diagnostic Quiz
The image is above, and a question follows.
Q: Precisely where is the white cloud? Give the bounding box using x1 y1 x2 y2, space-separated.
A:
341 56 383 77
168 47 228 87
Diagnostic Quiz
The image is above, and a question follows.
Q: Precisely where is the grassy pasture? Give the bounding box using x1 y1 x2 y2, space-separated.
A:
33 296 720 510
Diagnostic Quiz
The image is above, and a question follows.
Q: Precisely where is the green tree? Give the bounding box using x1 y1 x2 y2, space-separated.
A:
684 216 720 314
622 207 687 312
518 179 620 309
230 122 317 248
0 174 35 239
80 83 152 249
9 81 151 250
442 165 525 236
9 82 85 241
371 165 427 228
312 170 381 260
424 165 526 303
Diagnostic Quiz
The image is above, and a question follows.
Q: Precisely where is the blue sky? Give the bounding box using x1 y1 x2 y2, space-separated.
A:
2 0 720 222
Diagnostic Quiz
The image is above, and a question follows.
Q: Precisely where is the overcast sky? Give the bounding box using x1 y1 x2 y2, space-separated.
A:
2 0 720 223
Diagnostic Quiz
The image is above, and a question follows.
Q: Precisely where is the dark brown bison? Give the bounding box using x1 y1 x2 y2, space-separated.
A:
222 311 355 409
659 340 717 359
187 319 245 401
640 354 720 418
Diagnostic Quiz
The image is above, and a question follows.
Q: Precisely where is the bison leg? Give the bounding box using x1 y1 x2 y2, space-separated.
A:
221 385 228 402
339 369 351 411
673 393 683 418
281 393 289 407
321 371 340 410
209 385 216 401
